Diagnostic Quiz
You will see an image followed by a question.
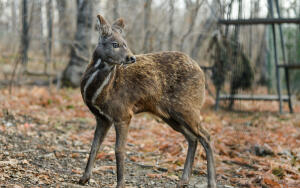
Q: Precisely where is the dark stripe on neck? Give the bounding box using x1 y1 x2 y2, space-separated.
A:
84 59 114 104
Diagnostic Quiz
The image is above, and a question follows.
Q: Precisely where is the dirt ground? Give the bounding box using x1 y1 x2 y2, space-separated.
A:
0 86 300 188
0 112 222 188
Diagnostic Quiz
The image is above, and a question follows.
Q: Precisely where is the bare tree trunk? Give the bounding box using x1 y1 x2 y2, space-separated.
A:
21 0 29 68
229 0 243 109
298 0 300 61
191 19 214 60
256 28 268 85
44 0 53 73
56 0 73 53
35 0 43 37
61 0 94 87
113 0 119 20
143 0 152 53
248 0 253 58
191 0 220 60
13 0 31 86
11 0 17 33
179 0 203 52
0 2 4 18
225 0 234 37
168 0 175 51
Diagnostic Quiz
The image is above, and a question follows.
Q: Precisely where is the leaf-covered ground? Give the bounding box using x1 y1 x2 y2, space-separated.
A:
0 86 299 187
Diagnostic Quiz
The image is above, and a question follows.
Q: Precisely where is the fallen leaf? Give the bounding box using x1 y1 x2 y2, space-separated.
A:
263 178 280 187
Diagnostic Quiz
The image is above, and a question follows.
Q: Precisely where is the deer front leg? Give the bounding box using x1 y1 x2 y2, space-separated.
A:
79 116 112 185
177 138 198 188
114 120 130 188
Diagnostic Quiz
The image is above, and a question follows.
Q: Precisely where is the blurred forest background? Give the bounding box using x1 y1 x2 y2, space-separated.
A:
0 0 299 93
0 0 300 187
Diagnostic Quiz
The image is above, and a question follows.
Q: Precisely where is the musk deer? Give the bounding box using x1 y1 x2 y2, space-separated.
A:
79 14 217 188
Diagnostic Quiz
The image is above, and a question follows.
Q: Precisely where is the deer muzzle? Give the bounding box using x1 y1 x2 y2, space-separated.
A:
125 55 136 64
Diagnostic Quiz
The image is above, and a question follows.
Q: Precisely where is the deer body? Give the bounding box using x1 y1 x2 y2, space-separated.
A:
79 15 217 188
82 51 205 124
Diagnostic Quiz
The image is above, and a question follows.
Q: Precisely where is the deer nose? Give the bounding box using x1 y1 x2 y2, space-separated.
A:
130 56 136 63
126 55 136 63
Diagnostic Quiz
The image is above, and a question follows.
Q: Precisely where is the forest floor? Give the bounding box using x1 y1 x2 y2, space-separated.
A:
0 86 300 187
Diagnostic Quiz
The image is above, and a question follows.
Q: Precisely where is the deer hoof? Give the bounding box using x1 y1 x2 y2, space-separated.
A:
79 175 90 185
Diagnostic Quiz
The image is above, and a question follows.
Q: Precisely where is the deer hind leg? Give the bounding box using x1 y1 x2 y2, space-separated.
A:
114 119 130 188
187 116 217 188
163 118 198 188
167 111 217 188
197 132 217 188
79 116 112 185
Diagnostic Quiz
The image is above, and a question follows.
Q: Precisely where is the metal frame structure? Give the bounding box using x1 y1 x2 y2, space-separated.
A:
214 0 300 113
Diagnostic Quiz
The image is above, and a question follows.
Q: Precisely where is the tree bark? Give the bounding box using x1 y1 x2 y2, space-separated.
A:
21 0 29 67
35 0 43 37
11 0 17 33
248 0 253 58
225 0 234 37
191 18 214 60
61 0 94 87
143 0 152 53
168 0 175 51
56 0 74 52
256 28 268 85
229 0 243 109
179 0 203 52
0 2 4 18
113 0 119 20
45 0 53 73
191 0 220 60
298 0 300 61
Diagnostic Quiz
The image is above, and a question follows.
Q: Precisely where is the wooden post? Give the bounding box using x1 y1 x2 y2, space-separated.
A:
218 18 300 25
268 0 283 113
274 0 293 113
216 1 299 113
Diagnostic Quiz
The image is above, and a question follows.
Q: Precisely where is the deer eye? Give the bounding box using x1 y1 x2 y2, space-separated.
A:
112 42 119 48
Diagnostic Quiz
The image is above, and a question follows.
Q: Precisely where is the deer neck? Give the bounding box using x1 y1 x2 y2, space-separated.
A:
82 58 116 105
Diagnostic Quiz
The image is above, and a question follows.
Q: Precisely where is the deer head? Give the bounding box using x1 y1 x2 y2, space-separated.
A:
95 14 136 65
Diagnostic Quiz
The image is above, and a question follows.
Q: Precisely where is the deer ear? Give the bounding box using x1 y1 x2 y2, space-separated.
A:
112 18 125 33
96 14 112 36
